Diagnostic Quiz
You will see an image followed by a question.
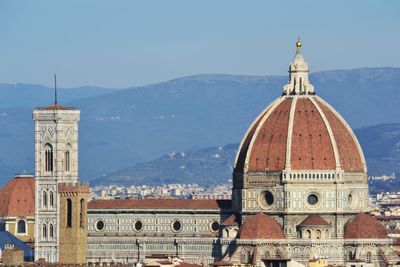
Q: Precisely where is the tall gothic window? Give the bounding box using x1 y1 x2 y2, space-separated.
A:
17 220 26 234
42 191 48 208
65 144 71 172
67 199 72 227
49 223 54 238
42 224 47 239
49 191 54 207
45 144 53 173
80 199 84 228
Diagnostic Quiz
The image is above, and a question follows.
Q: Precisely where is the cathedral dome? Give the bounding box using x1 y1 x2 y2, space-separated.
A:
238 213 285 239
344 213 388 239
234 41 366 174
0 174 35 217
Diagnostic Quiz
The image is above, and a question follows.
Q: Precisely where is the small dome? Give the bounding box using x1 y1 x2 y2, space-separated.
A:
344 213 388 239
0 174 35 217
238 213 285 239
298 214 330 227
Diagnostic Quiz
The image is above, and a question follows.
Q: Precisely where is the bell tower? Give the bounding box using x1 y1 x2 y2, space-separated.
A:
33 81 81 262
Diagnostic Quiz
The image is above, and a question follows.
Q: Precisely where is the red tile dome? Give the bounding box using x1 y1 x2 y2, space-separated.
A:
238 213 285 239
344 213 388 239
234 42 366 175
0 174 35 217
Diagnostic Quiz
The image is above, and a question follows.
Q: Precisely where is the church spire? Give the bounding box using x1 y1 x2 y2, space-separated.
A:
283 38 315 96
54 73 58 105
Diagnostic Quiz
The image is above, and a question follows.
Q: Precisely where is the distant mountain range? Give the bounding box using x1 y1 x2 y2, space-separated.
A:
0 67 399 186
92 144 237 187
91 124 400 188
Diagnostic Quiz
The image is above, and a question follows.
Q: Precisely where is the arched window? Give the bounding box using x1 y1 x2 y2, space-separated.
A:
366 252 372 263
316 229 321 239
42 191 48 208
348 251 353 261
298 231 302 238
49 191 54 207
65 144 71 172
44 144 53 172
49 224 54 238
17 220 26 234
42 224 47 239
80 199 84 228
67 199 72 227
306 230 311 239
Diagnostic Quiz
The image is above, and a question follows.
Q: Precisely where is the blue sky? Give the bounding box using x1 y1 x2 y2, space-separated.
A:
0 0 399 88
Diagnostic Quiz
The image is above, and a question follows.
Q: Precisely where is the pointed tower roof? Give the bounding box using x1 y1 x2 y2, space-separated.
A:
36 75 77 111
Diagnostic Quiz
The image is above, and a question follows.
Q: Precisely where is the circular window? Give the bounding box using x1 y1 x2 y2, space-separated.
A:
307 194 319 205
210 221 220 232
258 190 274 209
172 220 182 232
133 220 143 232
95 220 105 232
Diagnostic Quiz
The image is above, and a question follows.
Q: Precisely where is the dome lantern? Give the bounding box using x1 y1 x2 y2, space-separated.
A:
283 39 315 96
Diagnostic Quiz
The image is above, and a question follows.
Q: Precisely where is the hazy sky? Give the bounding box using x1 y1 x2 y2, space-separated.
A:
1 1 399 88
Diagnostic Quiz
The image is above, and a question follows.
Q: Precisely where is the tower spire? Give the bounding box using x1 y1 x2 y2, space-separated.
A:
282 38 314 95
54 73 58 105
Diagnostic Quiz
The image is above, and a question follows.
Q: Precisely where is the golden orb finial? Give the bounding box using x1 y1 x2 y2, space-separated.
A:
296 38 302 49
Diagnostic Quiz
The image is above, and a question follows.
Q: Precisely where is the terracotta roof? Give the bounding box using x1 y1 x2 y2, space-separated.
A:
37 103 76 111
235 99 288 172
234 95 365 174
221 214 239 226
238 98 292 172
0 175 35 217
317 99 364 172
209 261 234 266
344 213 389 239
238 213 285 240
88 199 231 210
298 215 330 227
179 263 202 267
290 98 335 170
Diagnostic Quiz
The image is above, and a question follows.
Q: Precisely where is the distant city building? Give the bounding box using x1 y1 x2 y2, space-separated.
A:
369 173 396 181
